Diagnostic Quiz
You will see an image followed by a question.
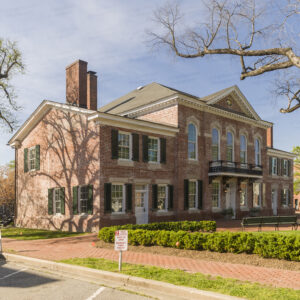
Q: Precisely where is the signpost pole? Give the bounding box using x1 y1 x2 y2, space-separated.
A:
119 250 122 271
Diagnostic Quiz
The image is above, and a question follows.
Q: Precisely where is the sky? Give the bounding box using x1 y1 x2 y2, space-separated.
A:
0 0 299 165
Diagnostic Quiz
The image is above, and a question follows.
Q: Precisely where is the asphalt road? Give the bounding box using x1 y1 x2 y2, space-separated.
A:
0 261 153 300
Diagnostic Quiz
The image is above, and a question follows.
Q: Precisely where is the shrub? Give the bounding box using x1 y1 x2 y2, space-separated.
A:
98 227 300 262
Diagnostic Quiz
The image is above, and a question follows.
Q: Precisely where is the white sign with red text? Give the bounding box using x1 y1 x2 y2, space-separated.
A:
114 230 128 251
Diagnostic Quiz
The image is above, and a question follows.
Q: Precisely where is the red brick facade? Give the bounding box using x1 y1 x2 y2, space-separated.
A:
9 61 295 232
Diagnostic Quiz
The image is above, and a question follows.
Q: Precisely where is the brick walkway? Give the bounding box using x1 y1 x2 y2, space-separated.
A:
2 234 300 290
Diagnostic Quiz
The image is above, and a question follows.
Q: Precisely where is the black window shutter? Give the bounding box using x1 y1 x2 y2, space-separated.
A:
111 129 118 159
35 145 40 170
168 185 173 210
87 185 93 214
24 148 28 173
125 183 132 212
288 160 291 177
184 179 189 210
152 184 158 209
60 187 65 215
269 157 272 175
104 183 112 213
132 134 139 161
73 186 78 214
142 135 149 162
48 188 54 215
160 138 166 164
197 180 203 209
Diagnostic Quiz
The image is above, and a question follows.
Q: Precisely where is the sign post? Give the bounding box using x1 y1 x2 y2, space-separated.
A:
114 230 128 271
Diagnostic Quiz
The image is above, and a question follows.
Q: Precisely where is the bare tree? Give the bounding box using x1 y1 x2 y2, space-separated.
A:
148 0 300 113
0 38 24 131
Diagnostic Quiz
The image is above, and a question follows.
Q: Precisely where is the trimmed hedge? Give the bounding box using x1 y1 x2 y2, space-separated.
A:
98 228 300 261
102 221 216 233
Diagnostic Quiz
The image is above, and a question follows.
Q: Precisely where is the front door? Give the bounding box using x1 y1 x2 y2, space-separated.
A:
135 185 148 224
271 189 278 216
226 182 236 219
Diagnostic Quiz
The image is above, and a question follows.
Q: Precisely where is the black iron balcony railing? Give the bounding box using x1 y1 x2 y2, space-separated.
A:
209 160 263 176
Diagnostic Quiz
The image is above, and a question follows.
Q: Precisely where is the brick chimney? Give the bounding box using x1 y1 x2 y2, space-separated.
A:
66 60 98 110
266 126 273 148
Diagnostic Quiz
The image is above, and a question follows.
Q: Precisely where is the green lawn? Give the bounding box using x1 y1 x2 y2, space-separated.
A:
0 227 86 240
60 257 300 300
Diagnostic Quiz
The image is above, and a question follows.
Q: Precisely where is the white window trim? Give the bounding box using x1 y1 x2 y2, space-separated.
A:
188 123 198 161
111 183 126 214
212 180 221 209
157 184 168 212
118 131 132 161
240 135 247 165
188 179 198 210
53 188 62 215
212 128 220 161
28 146 37 172
148 136 160 163
78 185 89 215
272 157 278 176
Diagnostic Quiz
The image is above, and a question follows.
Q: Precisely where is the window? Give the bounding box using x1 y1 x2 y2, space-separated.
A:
272 157 278 175
226 132 234 162
281 188 290 206
212 128 219 161
111 184 125 213
148 137 159 162
283 160 288 176
157 185 167 210
212 181 220 208
24 145 40 172
240 135 247 164
118 132 131 160
255 139 261 166
253 182 261 207
54 188 62 214
188 180 197 208
188 123 197 159
29 147 36 170
240 182 247 206
79 185 89 214
135 185 147 207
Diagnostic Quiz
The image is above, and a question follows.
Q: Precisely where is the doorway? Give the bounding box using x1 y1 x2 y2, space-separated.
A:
135 185 148 224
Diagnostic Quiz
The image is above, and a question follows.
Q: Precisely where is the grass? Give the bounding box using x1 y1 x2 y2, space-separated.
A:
60 257 300 300
0 227 86 240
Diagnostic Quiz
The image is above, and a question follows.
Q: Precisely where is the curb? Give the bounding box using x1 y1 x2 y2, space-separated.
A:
2 252 242 300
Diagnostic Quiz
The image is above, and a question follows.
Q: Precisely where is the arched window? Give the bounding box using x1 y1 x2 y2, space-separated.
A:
226 132 234 162
240 135 247 164
188 123 197 159
212 128 219 161
255 139 261 165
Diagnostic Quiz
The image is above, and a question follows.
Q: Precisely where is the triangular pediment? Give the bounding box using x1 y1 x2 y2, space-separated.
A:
204 86 261 121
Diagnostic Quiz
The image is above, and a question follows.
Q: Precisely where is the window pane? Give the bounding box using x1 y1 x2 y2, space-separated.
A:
54 189 61 214
188 124 196 159
29 148 36 170
118 133 130 159
240 135 246 164
240 182 247 206
188 124 196 142
157 186 166 210
226 132 233 162
255 139 260 165
188 181 196 208
80 186 88 213
253 183 261 207
112 184 123 212
188 142 196 159
212 129 219 161
148 138 158 162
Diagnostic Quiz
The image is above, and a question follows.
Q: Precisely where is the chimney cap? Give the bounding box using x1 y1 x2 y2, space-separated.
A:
87 70 97 76
65 59 88 70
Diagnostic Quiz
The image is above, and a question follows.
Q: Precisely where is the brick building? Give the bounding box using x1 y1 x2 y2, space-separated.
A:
8 60 296 232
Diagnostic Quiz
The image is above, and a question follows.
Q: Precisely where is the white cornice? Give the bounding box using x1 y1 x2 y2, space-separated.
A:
8 101 94 146
88 112 179 136
267 148 297 159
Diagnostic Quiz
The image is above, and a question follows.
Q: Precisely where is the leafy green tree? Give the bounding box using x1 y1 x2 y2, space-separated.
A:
292 146 300 195
0 38 24 131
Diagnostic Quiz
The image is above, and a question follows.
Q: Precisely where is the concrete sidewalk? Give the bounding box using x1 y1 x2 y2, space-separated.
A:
2 234 300 290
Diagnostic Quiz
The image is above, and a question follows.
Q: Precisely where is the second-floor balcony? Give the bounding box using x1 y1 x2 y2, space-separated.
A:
209 160 263 177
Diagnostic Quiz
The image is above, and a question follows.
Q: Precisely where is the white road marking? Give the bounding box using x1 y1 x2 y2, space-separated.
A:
0 268 28 280
85 286 106 300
